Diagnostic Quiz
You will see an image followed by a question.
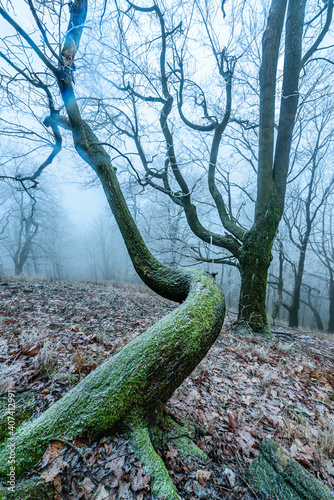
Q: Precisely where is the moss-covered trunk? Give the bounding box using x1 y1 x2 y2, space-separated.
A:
238 243 272 334
238 202 279 334
0 270 224 498
238 251 271 334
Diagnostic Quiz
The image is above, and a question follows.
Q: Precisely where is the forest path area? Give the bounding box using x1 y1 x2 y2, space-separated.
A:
0 277 333 499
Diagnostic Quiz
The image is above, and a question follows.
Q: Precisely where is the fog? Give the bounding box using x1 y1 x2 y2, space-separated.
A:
0 0 334 334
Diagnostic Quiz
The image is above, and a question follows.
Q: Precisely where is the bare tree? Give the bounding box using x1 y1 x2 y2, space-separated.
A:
312 198 334 332
0 191 39 275
79 0 334 332
0 3 224 497
277 113 334 327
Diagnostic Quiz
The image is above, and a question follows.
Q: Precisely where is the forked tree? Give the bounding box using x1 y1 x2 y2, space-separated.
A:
79 0 333 333
0 1 333 498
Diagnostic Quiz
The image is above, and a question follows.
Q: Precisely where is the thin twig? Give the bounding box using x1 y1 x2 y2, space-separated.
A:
50 437 91 470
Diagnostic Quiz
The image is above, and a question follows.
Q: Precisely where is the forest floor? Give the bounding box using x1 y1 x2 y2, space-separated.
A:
0 276 334 500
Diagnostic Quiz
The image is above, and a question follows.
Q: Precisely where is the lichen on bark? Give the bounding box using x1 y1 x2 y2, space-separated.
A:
248 438 334 500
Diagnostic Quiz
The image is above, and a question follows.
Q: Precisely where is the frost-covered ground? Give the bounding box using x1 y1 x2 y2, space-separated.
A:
0 277 333 499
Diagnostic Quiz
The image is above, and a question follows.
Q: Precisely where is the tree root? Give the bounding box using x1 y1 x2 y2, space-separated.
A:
128 415 180 500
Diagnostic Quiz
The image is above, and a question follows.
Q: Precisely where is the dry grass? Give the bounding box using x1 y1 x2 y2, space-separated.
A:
19 328 48 349
34 341 57 376
276 341 296 354
317 420 334 460
250 346 270 363
260 369 278 390
71 349 89 374
310 332 334 343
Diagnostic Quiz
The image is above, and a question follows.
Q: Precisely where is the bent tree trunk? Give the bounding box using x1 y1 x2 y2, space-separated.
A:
0 269 224 499
0 39 225 500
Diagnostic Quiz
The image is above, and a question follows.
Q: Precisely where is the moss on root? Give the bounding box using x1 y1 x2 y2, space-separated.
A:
0 479 53 500
0 270 225 497
128 415 180 500
149 414 207 462
0 392 34 441
248 438 334 500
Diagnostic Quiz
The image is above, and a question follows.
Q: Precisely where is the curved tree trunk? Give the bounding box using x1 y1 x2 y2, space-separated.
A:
0 269 224 498
0 65 226 500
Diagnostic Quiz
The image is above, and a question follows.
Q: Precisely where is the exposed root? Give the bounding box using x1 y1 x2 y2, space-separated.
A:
149 412 208 463
128 415 180 500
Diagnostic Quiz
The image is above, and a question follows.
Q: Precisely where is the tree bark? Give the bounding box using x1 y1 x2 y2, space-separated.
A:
238 196 279 334
0 269 224 497
288 243 307 328
328 273 334 332
238 243 272 334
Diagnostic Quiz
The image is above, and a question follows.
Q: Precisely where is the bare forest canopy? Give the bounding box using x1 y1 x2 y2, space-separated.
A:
0 0 333 332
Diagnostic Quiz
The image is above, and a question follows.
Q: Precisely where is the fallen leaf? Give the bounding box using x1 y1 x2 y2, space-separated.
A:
131 468 151 491
106 455 125 480
39 441 69 483
227 411 238 433
196 469 212 486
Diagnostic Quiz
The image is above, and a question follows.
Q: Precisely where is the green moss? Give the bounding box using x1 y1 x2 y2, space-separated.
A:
149 415 207 462
128 415 179 500
0 392 34 442
248 438 334 500
0 270 225 481
0 479 53 499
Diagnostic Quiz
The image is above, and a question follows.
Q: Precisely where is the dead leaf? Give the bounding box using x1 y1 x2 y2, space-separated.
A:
166 444 178 461
106 455 125 480
81 476 94 495
227 411 238 433
39 441 69 483
131 468 151 491
196 469 212 486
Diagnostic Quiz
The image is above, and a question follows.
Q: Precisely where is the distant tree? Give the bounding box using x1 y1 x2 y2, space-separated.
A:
312 199 334 333
84 213 136 282
0 183 69 278
0 191 39 275
269 238 325 331
277 114 334 327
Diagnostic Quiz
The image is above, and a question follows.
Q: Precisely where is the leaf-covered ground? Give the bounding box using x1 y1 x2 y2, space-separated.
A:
0 277 334 499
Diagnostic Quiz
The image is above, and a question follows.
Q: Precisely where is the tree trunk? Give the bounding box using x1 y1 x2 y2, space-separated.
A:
289 278 302 328
238 208 278 334
311 307 324 332
0 269 224 498
328 274 334 332
288 230 310 328
238 249 271 334
14 261 23 275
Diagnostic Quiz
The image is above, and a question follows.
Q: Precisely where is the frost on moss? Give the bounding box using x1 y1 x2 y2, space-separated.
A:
0 391 34 441
0 270 225 488
149 414 207 462
248 438 334 500
0 479 53 500
129 416 179 500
